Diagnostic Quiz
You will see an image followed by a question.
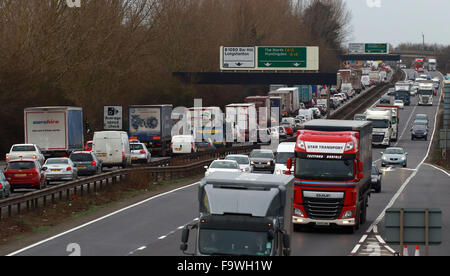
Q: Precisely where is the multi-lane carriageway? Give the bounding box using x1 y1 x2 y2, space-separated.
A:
5 69 450 256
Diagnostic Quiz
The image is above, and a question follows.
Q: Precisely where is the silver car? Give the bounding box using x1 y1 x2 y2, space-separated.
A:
381 147 408 168
130 143 151 164
224 154 253 173
70 151 103 176
0 172 11 199
43 158 78 184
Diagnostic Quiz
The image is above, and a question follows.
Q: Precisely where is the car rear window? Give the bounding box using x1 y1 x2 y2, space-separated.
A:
46 159 69 165
12 146 35 152
70 154 93 162
8 162 36 170
130 144 144 150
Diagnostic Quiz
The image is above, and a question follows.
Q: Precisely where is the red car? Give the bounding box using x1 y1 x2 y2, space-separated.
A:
4 159 47 192
281 123 293 136
84 140 93 151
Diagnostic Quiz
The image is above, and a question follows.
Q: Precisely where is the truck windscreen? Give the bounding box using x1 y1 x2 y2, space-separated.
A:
367 119 390 128
198 229 272 256
418 90 433 95
295 158 354 181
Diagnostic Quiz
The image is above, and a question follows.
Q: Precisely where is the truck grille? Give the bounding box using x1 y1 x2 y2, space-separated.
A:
372 134 384 143
303 197 344 220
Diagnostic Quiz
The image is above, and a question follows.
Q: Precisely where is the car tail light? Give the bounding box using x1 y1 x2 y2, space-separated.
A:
170 142 173 149
32 154 37 159
191 142 195 149
67 167 72 171
140 150 146 154
91 161 97 166
5 155 9 160
122 152 125 160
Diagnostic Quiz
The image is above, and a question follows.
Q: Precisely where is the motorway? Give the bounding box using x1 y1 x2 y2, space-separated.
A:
5 69 450 256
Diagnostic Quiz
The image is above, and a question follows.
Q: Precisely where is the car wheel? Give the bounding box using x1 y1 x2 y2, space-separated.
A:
425 136 428 141
411 136 414 140
403 162 407 168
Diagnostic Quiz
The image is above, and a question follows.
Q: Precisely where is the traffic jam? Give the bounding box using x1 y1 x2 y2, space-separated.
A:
0 61 444 257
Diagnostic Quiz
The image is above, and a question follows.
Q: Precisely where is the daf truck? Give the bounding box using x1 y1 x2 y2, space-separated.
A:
24 106 84 158
291 120 372 233
364 109 393 147
180 172 294 256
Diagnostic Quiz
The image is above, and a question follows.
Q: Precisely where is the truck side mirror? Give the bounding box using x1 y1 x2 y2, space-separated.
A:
286 158 292 170
180 227 190 252
357 161 363 172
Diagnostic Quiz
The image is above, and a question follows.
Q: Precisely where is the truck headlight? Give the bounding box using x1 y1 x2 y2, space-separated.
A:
294 208 304 217
343 210 354 219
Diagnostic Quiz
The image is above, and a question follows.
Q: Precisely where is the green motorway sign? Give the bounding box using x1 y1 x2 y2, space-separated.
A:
364 43 389 54
258 47 307 69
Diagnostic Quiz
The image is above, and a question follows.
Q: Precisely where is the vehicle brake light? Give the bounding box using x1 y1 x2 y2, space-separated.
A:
91 161 96 166
122 152 125 160
32 154 37 159
67 167 72 171
170 142 173 149
5 155 9 160
139 150 146 154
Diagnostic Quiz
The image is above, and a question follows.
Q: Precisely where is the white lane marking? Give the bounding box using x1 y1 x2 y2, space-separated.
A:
7 182 200 256
423 163 450 177
351 69 445 255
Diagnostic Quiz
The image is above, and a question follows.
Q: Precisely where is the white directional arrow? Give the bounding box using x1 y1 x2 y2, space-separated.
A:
293 63 300 67
264 63 272 67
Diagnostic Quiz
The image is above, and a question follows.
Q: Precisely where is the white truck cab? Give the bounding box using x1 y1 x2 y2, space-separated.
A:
365 109 393 146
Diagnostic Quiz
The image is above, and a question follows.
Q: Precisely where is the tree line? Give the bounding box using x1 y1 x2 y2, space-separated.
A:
0 0 351 154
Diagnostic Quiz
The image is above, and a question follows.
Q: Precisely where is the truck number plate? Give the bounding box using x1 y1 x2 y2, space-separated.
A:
315 222 330 226
97 154 106 158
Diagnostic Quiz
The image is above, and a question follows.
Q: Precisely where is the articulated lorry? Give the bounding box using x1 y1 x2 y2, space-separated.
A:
180 172 293 256
291 120 372 233
24 106 84 158
375 105 399 142
128 105 173 156
364 109 393 147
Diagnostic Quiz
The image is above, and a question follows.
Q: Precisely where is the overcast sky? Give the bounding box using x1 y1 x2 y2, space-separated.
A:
344 0 450 47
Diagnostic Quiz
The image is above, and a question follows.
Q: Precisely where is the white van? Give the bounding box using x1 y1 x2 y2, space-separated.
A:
274 142 296 175
171 135 197 154
298 109 313 121
92 131 132 168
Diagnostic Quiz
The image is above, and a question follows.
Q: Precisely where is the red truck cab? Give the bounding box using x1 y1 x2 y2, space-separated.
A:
291 120 372 233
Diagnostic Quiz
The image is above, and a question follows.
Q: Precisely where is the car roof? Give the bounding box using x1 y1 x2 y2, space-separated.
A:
225 154 248 158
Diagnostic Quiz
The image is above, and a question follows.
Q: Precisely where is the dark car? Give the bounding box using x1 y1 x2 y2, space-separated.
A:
387 88 396 96
249 149 275 173
411 124 428 140
69 151 103 176
371 164 382 193
380 95 391 104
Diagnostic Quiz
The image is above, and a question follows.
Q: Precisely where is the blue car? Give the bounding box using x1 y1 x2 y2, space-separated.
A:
0 171 11 199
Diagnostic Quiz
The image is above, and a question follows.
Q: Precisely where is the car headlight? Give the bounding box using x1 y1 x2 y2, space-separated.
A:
382 155 388 160
250 161 254 165
267 161 271 166
401 156 406 161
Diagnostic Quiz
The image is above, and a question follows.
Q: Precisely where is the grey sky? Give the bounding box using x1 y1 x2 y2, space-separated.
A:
344 0 450 47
